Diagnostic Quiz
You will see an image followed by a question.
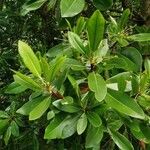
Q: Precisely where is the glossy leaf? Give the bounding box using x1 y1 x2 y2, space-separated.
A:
140 124 150 142
44 115 78 139
74 17 86 35
0 119 9 134
13 72 41 91
60 0 85 17
4 126 11 145
53 100 81 113
16 96 43 115
44 116 64 139
87 112 102 127
18 41 41 78
87 10 105 52
88 72 107 102
68 32 86 54
47 0 57 10
29 97 50 120
0 111 9 119
49 56 66 82
66 58 86 71
47 111 55 120
77 113 87 135
109 129 134 150
40 57 51 82
118 9 130 30
5 82 27 94
10 121 19 137
46 43 72 58
95 39 109 58
61 116 79 139
107 72 132 92
21 0 47 16
85 125 103 148
68 75 80 97
144 58 150 76
105 90 145 119
121 47 142 72
93 0 113 11
128 33 150 41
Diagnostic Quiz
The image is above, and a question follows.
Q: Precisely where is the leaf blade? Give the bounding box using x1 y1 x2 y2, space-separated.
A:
87 10 105 51
88 72 107 102
29 97 50 120
105 90 145 119
60 0 85 17
18 41 41 78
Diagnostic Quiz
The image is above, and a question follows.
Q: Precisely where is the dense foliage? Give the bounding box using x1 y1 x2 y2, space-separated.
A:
0 0 150 149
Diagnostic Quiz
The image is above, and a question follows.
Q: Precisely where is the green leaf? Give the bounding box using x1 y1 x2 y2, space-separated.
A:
128 33 150 42
109 129 134 150
53 100 81 113
0 111 9 119
68 75 80 97
10 121 19 137
61 116 79 139
85 125 103 148
44 117 63 139
93 0 113 11
87 112 102 127
139 73 149 93
16 96 43 115
21 0 47 16
18 41 41 78
104 56 136 71
0 119 9 134
121 47 142 72
117 38 129 47
13 72 41 91
140 124 150 142
123 118 149 143
60 0 85 17
40 57 51 82
54 70 68 90
87 10 105 52
5 82 27 94
46 43 72 58
4 126 11 145
74 17 86 35
29 97 50 120
88 72 107 102
120 55 138 72
49 56 66 82
44 115 78 139
118 9 130 30
32 134 39 150
144 58 150 76
124 118 150 143
77 113 87 135
47 0 57 11
105 90 145 119
61 96 74 105
47 111 55 120
68 32 86 54
66 58 86 71
95 39 109 58
107 72 132 92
